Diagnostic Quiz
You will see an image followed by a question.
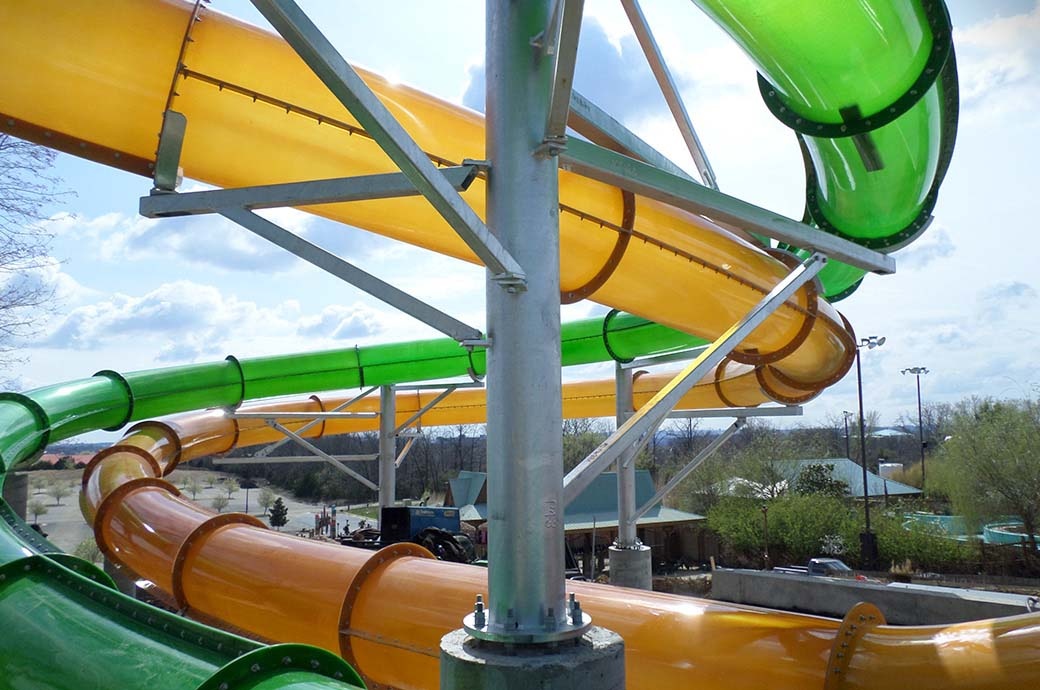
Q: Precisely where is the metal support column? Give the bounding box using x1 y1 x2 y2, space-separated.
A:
611 363 652 589
615 364 638 548
379 385 396 509
464 0 588 645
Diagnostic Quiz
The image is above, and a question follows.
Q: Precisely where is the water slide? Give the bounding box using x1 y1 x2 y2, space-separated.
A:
2 0 1035 688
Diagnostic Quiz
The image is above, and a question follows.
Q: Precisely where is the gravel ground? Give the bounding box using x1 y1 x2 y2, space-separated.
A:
20 468 376 554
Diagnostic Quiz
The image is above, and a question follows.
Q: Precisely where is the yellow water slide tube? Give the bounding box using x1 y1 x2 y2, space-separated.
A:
79 388 1040 690
0 0 855 404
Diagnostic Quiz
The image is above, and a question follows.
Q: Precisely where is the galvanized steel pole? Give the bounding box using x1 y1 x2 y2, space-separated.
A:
615 364 638 547
483 0 568 640
379 384 396 508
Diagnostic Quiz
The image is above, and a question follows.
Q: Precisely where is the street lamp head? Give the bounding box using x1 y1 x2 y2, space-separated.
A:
901 366 929 375
859 335 885 350
843 410 855 421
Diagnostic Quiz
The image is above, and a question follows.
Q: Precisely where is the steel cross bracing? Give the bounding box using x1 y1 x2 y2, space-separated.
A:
251 386 380 459
612 370 802 548
621 0 718 190
140 168 484 344
629 420 743 525
225 379 482 485
249 0 526 290
542 0 586 143
563 251 827 506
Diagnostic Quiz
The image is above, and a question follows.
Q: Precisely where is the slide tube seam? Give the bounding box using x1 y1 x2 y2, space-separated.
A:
94 369 137 430
728 248 820 366
93 477 182 567
0 392 50 468
172 512 269 612
0 114 155 177
754 367 820 405
196 643 365 690
712 359 743 409
337 542 436 673
45 552 119 591
766 312 858 392
308 394 329 438
756 0 952 138
81 444 162 492
125 420 184 473
0 500 60 554
796 49 960 252
824 602 886 690
561 190 635 304
601 309 634 364
224 355 247 410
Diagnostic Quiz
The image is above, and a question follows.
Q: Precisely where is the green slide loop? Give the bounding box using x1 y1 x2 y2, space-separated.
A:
801 51 961 252
755 0 952 138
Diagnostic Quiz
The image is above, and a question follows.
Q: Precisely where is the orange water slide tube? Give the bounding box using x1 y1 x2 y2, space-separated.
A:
79 382 1040 690
0 0 854 403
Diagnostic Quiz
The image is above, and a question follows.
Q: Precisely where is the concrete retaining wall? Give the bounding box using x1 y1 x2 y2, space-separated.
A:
711 569 1032 625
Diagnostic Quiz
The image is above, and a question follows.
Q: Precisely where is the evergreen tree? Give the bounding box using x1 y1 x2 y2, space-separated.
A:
269 497 289 530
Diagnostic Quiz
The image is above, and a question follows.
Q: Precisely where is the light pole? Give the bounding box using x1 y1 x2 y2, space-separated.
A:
761 505 769 570
842 410 855 460
901 366 929 489
856 335 885 569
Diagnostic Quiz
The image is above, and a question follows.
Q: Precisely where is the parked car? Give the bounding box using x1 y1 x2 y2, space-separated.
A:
773 558 854 577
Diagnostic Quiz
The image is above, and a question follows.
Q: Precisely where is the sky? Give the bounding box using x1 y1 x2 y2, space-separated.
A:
6 0 1040 442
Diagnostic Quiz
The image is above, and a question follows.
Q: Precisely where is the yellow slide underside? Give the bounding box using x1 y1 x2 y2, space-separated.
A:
0 0 856 405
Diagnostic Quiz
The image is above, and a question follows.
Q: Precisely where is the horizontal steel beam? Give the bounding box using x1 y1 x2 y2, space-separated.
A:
563 252 825 505
668 405 803 419
213 454 378 465
230 411 378 420
559 138 896 274
252 385 378 458
631 419 742 524
140 166 477 217
395 381 485 392
220 207 484 343
567 91 693 181
621 345 708 370
252 0 526 286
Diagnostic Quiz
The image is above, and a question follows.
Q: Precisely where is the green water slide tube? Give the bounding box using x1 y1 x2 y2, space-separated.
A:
0 553 364 690
0 310 699 689
693 0 959 300
0 311 702 471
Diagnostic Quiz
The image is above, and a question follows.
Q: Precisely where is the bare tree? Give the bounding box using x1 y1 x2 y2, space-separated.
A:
46 481 71 506
185 475 202 500
28 499 48 524
0 134 69 377
258 486 276 516
211 494 230 513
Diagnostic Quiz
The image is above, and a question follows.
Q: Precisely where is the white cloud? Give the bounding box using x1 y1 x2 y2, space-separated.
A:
953 3 1040 124
297 303 386 340
38 281 295 355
